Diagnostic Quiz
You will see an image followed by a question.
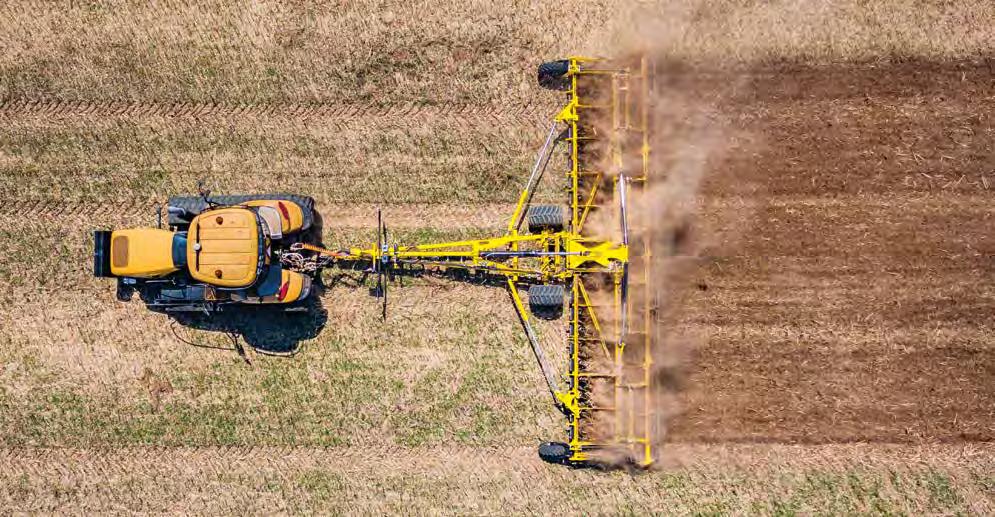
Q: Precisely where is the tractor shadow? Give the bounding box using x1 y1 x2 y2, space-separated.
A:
167 294 328 356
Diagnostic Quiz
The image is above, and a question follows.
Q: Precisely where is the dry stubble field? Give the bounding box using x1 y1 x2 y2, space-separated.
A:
0 1 993 514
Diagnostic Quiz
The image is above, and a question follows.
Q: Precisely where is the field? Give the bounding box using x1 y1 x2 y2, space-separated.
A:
1 0 993 514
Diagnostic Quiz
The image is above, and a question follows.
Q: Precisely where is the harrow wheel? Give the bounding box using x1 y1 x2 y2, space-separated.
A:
537 441 571 464
528 284 564 320
537 60 570 91
526 204 564 234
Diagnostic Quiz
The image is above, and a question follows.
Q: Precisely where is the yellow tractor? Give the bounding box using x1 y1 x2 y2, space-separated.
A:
94 193 317 312
95 57 661 468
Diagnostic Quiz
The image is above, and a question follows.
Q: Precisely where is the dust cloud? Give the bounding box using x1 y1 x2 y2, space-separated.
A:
576 48 741 468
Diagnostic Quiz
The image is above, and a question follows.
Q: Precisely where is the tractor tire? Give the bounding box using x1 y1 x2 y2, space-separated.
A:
166 196 199 228
116 282 135 302
167 193 316 231
538 60 570 91
526 205 564 234
528 284 564 320
538 441 571 464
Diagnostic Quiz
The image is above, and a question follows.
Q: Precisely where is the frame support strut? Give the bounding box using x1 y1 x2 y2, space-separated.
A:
507 279 563 410
511 122 561 233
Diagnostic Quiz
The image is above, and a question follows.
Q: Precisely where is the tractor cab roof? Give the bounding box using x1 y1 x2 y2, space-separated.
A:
186 207 264 288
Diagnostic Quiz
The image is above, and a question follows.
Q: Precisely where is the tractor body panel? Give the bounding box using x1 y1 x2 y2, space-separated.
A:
244 199 305 234
278 269 309 303
186 208 262 288
109 228 181 278
93 230 114 277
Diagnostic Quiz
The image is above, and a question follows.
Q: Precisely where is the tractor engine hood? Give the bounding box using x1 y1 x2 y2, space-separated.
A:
186 207 264 288
106 228 181 278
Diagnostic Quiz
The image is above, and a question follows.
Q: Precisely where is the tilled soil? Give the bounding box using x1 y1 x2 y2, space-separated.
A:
670 60 994 443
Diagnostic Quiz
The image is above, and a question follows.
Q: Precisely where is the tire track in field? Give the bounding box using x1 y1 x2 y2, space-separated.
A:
0 99 554 124
0 201 516 230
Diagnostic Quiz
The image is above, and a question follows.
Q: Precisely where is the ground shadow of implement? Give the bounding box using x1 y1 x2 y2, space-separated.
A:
165 287 328 357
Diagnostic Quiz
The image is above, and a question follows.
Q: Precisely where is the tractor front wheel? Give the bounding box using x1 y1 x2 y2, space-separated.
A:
115 282 135 302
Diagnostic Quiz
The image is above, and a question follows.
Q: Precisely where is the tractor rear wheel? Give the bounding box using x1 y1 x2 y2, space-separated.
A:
166 196 201 228
538 60 570 91
526 205 564 234
528 284 564 320
166 194 316 230
538 441 571 464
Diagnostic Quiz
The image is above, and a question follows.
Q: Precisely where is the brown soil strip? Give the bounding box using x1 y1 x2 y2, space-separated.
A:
666 61 994 444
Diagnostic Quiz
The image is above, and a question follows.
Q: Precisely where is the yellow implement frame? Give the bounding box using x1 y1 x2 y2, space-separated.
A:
297 57 655 467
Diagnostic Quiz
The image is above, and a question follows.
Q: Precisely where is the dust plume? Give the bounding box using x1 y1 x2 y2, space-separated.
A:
574 46 741 468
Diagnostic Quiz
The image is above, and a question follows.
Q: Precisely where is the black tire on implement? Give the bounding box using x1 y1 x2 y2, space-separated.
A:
538 441 571 464
538 60 570 91
528 284 564 320
167 193 316 230
526 205 564 234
